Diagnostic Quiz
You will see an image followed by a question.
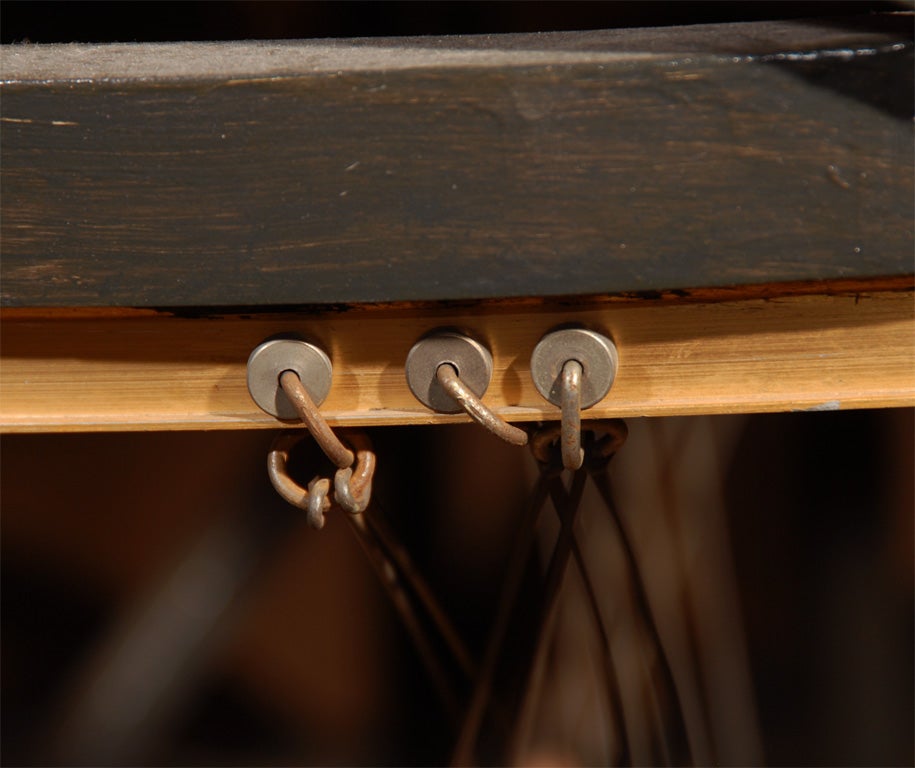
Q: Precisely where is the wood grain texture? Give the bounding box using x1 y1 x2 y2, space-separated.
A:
1 287 912 432
1 16 912 308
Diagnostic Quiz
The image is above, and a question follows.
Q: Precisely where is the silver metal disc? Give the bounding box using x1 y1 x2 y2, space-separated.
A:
530 328 618 409
405 331 493 413
246 339 333 419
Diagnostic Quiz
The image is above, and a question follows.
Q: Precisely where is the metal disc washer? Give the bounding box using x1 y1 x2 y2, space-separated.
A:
530 328 618 408
247 339 333 419
405 331 494 413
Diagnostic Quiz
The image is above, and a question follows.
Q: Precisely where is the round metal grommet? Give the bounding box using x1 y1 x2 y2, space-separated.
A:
530 328 618 409
247 339 333 420
405 331 493 413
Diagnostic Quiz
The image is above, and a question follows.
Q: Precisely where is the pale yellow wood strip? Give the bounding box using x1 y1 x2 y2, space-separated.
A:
1 291 912 432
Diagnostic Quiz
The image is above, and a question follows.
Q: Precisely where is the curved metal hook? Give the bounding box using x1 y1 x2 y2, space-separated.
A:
435 363 528 447
267 432 332 528
333 431 377 514
279 370 354 469
560 359 584 470
529 418 628 469
268 430 378 523
306 476 332 529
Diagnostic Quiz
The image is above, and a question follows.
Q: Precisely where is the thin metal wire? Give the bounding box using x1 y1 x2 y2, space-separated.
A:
451 468 553 766
363 506 477 684
590 462 693 766
279 369 354 468
269 427 471 719
650 420 716 764
436 363 529 446
564 500 632 764
508 469 589 763
560 359 584 470
344 509 463 723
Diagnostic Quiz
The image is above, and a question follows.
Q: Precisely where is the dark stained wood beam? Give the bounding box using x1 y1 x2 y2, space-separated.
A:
1 16 912 307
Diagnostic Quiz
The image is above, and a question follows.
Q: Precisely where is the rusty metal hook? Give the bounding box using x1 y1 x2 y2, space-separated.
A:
529 418 628 470
435 363 529 447
278 369 354 469
267 430 378 525
333 431 377 514
306 476 332 529
560 359 584 470
267 432 333 529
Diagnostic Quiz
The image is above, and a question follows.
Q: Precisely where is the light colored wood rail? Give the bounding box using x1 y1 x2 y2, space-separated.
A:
1 288 912 433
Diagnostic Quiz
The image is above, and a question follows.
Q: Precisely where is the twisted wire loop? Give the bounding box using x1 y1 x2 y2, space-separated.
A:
267 428 376 528
435 363 529 447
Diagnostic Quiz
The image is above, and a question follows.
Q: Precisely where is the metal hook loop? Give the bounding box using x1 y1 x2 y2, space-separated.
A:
333 431 377 514
435 363 529 447
529 418 628 470
267 432 333 528
306 476 332 529
267 430 378 524
530 327 619 470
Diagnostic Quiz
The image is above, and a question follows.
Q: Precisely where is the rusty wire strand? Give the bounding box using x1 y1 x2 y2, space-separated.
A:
363 508 478 683
569 531 632 766
454 420 631 766
279 369 354 468
590 461 692 766
344 510 464 723
451 467 553 767
508 468 589 763
435 363 529 446
267 428 473 711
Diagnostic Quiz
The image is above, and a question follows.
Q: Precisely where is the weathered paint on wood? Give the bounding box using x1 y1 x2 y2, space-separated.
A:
1 17 912 307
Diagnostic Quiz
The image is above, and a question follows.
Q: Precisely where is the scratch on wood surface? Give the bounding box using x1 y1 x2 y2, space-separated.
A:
826 164 852 190
798 400 842 412
1 116 78 126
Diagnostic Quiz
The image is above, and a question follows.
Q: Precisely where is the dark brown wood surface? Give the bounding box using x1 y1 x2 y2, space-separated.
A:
1 16 912 307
